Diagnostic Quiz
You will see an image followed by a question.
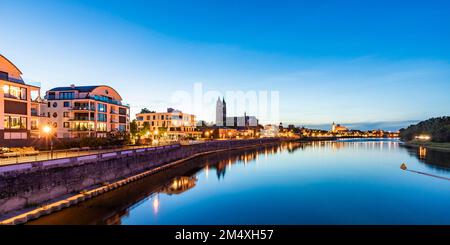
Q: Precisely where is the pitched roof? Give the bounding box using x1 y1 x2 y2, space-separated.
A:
48 86 100 92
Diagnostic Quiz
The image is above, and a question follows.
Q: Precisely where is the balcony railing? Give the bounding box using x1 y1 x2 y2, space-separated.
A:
71 106 96 111
69 117 92 121
45 93 129 107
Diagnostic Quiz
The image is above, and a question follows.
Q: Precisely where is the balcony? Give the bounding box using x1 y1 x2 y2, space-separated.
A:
45 93 129 107
71 106 95 111
69 127 92 132
69 116 92 121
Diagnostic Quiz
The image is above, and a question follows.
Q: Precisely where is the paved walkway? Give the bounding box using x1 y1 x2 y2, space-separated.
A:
0 143 177 166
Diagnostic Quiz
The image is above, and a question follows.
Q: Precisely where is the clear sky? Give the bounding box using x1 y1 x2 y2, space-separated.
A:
1 0 449 130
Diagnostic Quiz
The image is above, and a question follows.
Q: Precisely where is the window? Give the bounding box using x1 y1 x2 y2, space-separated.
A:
47 92 56 100
119 107 127 115
3 116 27 129
63 122 70 128
52 102 58 108
59 92 74 100
53 112 58 118
0 71 8 80
53 122 57 128
63 112 69 117
48 102 51 108
98 103 107 112
97 123 107 132
31 120 38 130
98 113 107 122
63 101 71 107
3 85 27 100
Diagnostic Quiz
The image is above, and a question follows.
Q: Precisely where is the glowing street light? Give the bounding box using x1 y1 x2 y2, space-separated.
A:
415 135 431 141
42 125 54 159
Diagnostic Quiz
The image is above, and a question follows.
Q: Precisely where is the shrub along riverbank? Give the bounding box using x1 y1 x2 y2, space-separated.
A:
400 116 450 151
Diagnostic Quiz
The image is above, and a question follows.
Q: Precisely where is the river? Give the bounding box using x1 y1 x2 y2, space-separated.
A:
28 139 450 225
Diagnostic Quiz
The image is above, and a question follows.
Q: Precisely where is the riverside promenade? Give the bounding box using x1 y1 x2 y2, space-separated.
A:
0 138 288 224
0 143 176 166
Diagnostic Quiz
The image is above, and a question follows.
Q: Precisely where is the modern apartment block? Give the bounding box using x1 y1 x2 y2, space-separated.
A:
43 85 130 138
136 108 198 139
0 55 44 147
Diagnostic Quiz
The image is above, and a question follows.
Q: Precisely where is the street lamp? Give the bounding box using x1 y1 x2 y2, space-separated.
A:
43 125 54 159
146 131 150 146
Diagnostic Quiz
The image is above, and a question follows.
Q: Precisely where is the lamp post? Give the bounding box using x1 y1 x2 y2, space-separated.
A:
154 129 159 145
146 131 150 146
43 125 54 159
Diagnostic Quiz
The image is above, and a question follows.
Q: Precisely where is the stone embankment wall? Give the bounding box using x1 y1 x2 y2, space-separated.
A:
0 138 283 215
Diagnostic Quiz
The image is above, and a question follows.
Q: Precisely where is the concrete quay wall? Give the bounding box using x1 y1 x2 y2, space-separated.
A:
0 138 284 216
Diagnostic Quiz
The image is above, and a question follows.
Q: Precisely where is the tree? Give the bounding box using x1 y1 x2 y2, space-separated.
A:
400 116 450 142
139 122 151 136
140 108 155 114
130 119 139 138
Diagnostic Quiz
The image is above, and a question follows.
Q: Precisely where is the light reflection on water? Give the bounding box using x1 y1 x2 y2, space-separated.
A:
29 139 450 225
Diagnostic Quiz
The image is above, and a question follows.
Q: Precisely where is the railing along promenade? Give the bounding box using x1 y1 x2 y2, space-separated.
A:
0 142 181 167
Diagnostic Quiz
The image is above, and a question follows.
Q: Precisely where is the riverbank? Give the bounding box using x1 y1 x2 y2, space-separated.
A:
403 140 450 152
0 138 291 225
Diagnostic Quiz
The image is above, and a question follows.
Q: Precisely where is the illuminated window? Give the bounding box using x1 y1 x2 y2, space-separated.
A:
3 85 27 100
3 116 27 129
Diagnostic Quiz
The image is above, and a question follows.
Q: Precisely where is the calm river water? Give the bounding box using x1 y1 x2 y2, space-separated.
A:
29 139 450 225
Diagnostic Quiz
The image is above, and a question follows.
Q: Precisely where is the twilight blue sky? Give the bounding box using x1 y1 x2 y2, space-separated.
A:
1 0 450 130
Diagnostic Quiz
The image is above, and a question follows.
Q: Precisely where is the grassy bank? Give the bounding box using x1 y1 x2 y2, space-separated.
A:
404 140 450 152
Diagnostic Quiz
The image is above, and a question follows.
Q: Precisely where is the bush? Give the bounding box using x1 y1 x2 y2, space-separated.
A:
399 116 450 142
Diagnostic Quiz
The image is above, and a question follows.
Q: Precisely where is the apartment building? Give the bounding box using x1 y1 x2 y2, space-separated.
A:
43 85 130 138
136 108 198 139
0 54 44 147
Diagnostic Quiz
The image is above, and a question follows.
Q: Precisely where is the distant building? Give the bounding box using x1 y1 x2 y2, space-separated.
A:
215 97 259 127
215 128 238 139
261 124 279 137
331 122 348 133
136 108 198 139
216 97 226 127
43 85 130 138
0 54 43 147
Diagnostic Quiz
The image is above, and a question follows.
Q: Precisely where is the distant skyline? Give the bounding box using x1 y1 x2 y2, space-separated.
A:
1 0 449 130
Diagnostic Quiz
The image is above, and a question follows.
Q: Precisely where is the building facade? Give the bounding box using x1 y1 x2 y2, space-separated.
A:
43 85 130 138
136 108 197 139
331 122 348 133
216 97 226 127
0 55 44 147
215 97 258 127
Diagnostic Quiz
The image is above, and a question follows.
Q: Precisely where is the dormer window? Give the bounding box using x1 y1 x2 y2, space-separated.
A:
0 71 8 81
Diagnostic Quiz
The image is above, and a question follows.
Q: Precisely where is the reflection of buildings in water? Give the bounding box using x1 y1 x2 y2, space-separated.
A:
206 143 304 180
153 195 159 215
161 176 197 195
404 146 450 172
304 140 400 152
419 146 427 159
